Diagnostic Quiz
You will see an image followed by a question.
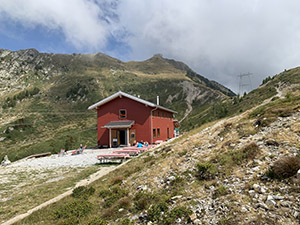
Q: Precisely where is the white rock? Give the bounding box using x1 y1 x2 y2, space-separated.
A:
297 169 300 180
265 195 276 206
1 155 11 166
248 190 255 197
260 187 267 194
273 195 284 200
253 184 260 192
193 219 201 225
241 206 248 212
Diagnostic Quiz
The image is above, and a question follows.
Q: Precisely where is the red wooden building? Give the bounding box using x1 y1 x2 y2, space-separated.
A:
88 91 177 147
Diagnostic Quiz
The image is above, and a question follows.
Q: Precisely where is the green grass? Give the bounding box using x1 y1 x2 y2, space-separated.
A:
0 166 99 223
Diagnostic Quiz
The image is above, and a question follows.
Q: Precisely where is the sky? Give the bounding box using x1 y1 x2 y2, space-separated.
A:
1 0 300 93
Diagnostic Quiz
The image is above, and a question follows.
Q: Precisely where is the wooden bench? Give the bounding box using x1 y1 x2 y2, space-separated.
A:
112 149 140 156
25 152 51 159
97 153 130 164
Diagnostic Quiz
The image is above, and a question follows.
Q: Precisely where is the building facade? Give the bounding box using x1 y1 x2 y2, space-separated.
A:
88 91 177 147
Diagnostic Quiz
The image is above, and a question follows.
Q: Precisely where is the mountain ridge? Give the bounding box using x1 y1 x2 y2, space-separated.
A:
0 48 234 162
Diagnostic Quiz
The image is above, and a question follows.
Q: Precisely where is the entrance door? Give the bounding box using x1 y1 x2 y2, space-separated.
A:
119 129 127 146
129 129 136 146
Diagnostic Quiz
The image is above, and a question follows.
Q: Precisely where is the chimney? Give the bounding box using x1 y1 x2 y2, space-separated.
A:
157 96 159 105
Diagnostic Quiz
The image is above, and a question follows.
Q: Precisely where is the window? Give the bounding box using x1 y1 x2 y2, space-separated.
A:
157 111 160 117
153 129 156 138
119 109 127 119
157 128 160 137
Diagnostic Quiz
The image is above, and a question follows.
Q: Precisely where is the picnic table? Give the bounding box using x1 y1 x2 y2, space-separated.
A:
97 153 130 164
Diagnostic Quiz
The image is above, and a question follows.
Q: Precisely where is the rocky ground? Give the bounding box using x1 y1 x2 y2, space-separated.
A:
5 148 114 168
123 106 300 224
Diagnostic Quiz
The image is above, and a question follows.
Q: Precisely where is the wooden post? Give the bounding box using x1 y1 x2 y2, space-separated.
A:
127 128 130 146
109 128 111 148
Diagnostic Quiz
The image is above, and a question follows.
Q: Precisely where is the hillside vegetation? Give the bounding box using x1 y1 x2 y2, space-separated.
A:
0 49 235 162
15 68 300 225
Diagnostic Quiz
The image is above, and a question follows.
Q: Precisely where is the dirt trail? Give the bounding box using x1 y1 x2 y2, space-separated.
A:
1 166 119 225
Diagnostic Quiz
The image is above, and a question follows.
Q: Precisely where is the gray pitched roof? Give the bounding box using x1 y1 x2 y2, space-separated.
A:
104 120 135 128
88 91 177 114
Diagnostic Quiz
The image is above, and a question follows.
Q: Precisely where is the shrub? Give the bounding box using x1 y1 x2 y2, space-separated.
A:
134 191 154 211
86 217 108 225
101 187 129 208
163 206 192 225
232 142 259 164
148 201 168 222
111 176 124 185
143 155 155 163
57 217 79 225
54 200 93 219
120 219 134 225
213 185 228 199
117 197 132 209
72 186 95 199
196 162 217 180
267 156 300 179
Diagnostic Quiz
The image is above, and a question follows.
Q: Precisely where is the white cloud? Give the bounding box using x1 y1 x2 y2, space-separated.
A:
115 0 300 92
1 0 300 92
0 0 111 50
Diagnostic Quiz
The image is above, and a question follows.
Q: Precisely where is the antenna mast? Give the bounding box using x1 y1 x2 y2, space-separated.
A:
238 73 252 95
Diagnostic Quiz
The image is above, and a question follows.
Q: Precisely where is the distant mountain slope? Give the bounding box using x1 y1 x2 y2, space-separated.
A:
0 48 234 161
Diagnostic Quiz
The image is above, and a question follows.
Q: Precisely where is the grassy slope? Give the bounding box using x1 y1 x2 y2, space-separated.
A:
15 68 300 225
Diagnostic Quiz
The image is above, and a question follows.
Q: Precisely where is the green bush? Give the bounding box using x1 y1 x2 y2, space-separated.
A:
196 162 217 180
163 206 192 225
54 200 93 219
100 187 129 208
72 186 95 199
232 142 259 164
267 156 300 179
86 217 108 225
111 176 124 185
57 217 79 225
117 197 132 209
133 191 154 211
148 201 168 222
120 219 134 225
213 185 228 199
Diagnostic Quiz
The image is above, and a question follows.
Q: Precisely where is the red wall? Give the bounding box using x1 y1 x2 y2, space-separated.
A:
97 96 152 146
152 109 174 142
96 96 175 146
